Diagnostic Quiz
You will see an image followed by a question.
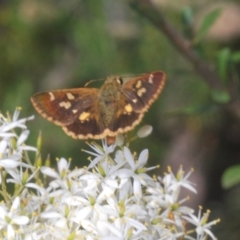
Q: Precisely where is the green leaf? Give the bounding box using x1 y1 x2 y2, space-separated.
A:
217 48 231 84
211 90 231 104
181 6 194 39
181 6 193 26
222 165 240 188
194 8 222 44
230 51 240 63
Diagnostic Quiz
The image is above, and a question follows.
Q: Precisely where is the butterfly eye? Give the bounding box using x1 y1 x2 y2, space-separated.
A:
117 77 123 85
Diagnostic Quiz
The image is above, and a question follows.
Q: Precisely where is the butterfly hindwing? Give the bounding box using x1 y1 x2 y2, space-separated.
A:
61 101 105 139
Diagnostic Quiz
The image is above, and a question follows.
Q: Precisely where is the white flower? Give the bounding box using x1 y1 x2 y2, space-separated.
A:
0 109 34 134
41 157 83 191
117 147 157 198
183 206 220 240
17 129 37 152
7 166 38 185
71 189 109 223
83 140 115 169
0 153 22 167
166 166 197 193
0 109 36 171
0 110 220 239
25 183 61 212
0 197 29 239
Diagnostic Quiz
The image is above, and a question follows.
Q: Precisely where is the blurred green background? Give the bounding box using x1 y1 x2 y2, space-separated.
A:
1 0 240 239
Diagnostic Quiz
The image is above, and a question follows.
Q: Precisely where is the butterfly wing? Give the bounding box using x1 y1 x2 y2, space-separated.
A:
108 71 166 133
31 71 166 141
31 88 106 139
122 71 166 112
109 99 144 134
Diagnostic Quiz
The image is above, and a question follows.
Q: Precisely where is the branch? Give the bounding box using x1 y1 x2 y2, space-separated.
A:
129 0 240 118
129 0 223 90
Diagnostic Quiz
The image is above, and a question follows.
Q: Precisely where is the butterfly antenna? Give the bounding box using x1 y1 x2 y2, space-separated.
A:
84 72 144 87
116 73 144 82
84 78 104 87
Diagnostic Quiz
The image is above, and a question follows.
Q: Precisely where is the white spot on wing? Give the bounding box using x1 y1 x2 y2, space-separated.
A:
79 111 90 122
72 109 77 114
135 80 142 89
67 92 75 100
124 104 133 115
137 88 146 97
148 74 154 84
59 101 71 109
49 92 55 101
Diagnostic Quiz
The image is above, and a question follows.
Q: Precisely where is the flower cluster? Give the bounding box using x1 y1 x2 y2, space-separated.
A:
0 109 220 240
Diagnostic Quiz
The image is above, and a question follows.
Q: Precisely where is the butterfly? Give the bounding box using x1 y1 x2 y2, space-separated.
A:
31 71 166 144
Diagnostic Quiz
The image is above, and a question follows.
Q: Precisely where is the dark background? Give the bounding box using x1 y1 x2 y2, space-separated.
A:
1 1 240 239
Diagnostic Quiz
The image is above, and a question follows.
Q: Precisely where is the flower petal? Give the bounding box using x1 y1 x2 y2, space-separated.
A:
12 216 29 225
137 125 153 138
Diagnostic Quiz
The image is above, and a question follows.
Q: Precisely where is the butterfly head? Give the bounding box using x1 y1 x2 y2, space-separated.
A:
105 76 123 85
99 76 124 100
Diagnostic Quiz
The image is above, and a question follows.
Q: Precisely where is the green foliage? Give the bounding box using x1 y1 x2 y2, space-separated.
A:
194 8 222 44
167 103 217 116
211 89 231 103
222 165 240 188
181 6 194 39
181 6 194 26
230 51 240 63
217 48 240 84
217 48 231 84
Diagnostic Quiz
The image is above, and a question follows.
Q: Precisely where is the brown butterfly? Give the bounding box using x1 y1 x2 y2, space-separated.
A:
31 71 166 144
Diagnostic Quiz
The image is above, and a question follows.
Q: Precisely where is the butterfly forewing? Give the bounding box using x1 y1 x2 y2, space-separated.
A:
122 71 166 112
31 88 99 126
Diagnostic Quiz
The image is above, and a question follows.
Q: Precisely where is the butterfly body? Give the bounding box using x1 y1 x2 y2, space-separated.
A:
98 76 122 127
31 71 166 143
